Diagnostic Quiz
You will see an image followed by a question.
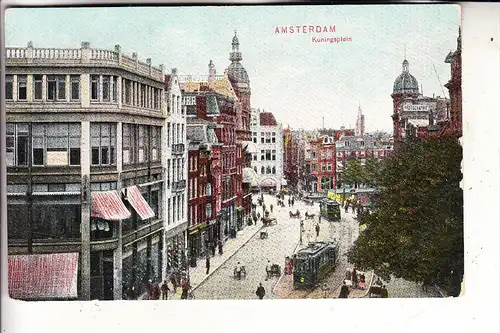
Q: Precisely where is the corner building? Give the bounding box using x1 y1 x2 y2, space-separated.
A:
6 42 167 300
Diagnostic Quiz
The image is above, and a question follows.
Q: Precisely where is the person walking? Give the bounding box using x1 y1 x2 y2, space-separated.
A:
181 279 190 300
211 242 216 257
218 239 223 255
315 224 320 238
161 280 170 300
338 281 350 298
352 268 358 289
170 274 178 294
270 204 274 213
265 260 272 280
291 197 295 206
206 255 211 275
256 283 266 299
319 215 322 224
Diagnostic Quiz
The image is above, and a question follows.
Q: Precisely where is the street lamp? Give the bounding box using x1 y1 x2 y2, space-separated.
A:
300 220 304 245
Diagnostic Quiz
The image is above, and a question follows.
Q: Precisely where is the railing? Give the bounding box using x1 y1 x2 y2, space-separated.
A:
5 42 163 81
178 75 226 83
91 49 118 61
172 180 186 192
172 143 185 154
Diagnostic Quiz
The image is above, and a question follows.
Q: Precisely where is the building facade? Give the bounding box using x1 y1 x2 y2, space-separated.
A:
443 28 462 136
309 135 336 193
249 109 284 192
6 42 166 300
163 70 188 278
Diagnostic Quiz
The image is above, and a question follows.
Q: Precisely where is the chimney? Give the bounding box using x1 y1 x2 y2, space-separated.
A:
208 60 216 82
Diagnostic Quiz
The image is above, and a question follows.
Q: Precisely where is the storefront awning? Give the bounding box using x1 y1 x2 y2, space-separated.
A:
91 190 131 221
8 253 79 300
125 186 155 220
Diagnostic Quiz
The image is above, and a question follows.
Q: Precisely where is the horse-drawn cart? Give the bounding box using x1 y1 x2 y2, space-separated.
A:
262 217 277 227
266 264 282 278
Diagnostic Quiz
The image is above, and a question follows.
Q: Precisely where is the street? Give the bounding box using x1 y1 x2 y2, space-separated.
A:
194 194 360 299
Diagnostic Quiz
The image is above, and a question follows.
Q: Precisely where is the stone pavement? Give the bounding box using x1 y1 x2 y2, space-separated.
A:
168 214 264 300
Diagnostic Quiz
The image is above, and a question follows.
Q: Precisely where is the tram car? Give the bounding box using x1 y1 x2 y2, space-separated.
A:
292 241 339 289
319 199 341 221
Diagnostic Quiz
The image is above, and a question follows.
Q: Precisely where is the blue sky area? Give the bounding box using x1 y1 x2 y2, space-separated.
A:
5 5 460 131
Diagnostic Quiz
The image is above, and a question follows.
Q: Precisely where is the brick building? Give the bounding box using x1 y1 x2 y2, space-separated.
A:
309 135 336 193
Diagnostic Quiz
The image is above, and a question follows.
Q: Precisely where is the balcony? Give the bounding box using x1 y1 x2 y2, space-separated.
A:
172 143 185 155
172 179 186 192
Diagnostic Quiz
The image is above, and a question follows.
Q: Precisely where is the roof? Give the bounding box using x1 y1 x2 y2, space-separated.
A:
9 253 79 300
393 59 419 94
180 76 237 100
260 112 278 126
164 74 171 89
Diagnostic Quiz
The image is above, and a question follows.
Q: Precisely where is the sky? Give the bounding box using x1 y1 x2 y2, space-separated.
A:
5 4 460 132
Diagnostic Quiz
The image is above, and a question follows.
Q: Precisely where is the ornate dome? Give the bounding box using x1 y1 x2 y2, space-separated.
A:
227 62 250 84
393 59 419 94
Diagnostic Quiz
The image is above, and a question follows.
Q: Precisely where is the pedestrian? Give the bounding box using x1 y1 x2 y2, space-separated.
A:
218 239 223 255
352 268 358 289
181 279 190 300
319 215 322 224
292 197 295 206
270 204 274 213
288 198 291 207
338 281 350 298
265 260 271 280
257 212 261 220
147 280 154 300
344 202 349 213
211 242 216 257
161 280 170 300
315 224 320 237
170 274 178 293
256 283 266 299
206 255 211 274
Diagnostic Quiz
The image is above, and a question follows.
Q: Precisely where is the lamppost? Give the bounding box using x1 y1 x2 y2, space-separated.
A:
300 219 304 245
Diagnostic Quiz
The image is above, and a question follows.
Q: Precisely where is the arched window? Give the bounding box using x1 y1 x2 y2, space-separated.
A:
261 166 265 174
266 166 271 174
272 166 276 174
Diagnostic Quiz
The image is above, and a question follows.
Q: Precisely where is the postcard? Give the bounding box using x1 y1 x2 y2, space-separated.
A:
2 3 464 304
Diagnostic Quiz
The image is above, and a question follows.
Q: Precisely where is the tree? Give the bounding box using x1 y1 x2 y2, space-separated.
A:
343 158 365 189
347 135 463 296
364 155 383 187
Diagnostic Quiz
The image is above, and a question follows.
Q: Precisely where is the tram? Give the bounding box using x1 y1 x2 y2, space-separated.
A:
292 242 339 289
319 199 341 221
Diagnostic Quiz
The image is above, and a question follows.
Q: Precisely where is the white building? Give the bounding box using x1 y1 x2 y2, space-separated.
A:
163 69 188 278
249 109 284 192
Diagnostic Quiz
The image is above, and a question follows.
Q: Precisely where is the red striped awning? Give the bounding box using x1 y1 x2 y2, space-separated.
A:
126 186 155 220
8 253 79 300
91 190 131 221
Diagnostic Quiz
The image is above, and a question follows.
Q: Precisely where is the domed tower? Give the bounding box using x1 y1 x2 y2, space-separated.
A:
226 30 251 141
391 57 420 144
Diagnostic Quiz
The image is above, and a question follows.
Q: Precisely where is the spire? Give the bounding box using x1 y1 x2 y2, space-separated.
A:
230 30 242 62
457 26 461 51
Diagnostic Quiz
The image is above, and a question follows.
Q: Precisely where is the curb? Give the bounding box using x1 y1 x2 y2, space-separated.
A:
192 224 264 292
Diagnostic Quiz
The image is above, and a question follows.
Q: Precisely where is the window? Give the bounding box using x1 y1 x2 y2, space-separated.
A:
261 134 265 144
327 151 331 158
272 132 276 143
272 166 276 174
272 149 276 161
57 75 66 100
266 150 271 161
6 123 29 167
46 75 56 101
6 75 13 100
91 75 99 100
102 76 110 101
151 126 161 162
91 182 117 191
91 123 116 166
265 132 271 143
17 75 27 100
32 123 81 166
261 166 264 174
253 154 257 161
266 166 271 174
327 164 332 172
322 165 326 172
34 75 43 100
206 203 212 219
206 184 212 196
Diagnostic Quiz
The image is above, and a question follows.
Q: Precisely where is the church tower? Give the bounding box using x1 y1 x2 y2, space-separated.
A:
226 30 251 141
355 103 365 137
391 56 420 146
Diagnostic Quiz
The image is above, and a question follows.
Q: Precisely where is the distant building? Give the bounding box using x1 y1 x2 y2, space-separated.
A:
335 134 394 188
250 109 284 192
